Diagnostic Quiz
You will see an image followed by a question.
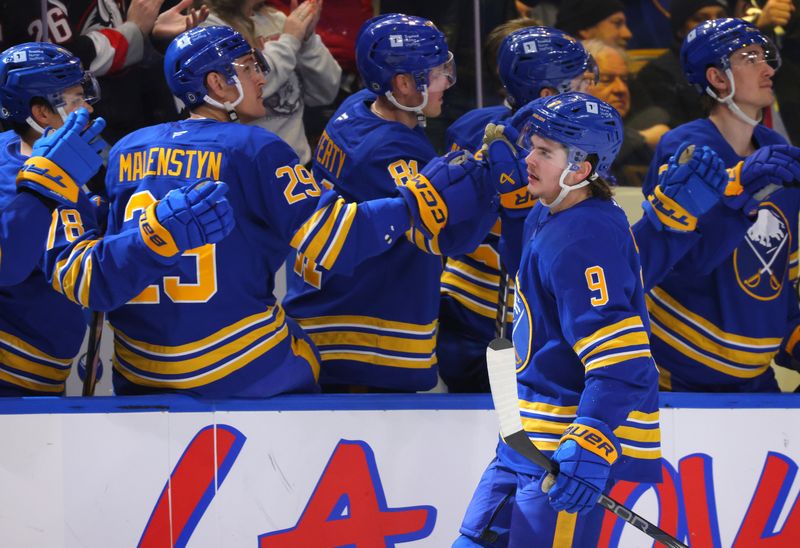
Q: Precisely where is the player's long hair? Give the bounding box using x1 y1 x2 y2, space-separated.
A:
585 153 614 200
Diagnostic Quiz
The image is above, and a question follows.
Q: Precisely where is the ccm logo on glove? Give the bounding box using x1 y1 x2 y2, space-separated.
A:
406 174 447 230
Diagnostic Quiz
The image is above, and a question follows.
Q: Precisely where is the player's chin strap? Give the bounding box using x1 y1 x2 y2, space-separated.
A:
385 85 429 127
25 116 47 135
705 68 761 127
540 164 594 209
25 105 71 135
203 76 245 122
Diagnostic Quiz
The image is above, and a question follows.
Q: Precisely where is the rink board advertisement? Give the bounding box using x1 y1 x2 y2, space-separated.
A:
0 394 799 547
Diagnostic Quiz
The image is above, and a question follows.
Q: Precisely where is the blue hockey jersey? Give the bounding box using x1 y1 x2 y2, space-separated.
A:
501 198 661 483
641 119 800 391
72 117 414 397
441 106 515 335
283 90 496 391
0 130 88 395
0 192 51 286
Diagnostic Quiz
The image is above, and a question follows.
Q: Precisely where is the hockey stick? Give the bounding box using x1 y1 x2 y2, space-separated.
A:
485 337 687 548
495 265 511 339
81 311 104 396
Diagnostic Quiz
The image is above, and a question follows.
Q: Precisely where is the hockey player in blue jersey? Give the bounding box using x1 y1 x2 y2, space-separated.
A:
0 41 232 395
64 24 487 398
455 92 732 547
438 26 597 392
0 43 111 395
283 14 497 393
0 109 106 286
641 18 800 392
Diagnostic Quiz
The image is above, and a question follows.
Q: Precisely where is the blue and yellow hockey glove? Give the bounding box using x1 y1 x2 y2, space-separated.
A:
397 150 489 238
545 417 620 515
724 144 800 215
482 123 535 217
139 180 235 259
643 142 727 232
16 107 107 207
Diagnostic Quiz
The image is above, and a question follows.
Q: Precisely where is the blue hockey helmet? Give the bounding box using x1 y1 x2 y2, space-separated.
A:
0 42 99 124
681 18 780 94
516 92 623 179
498 26 597 109
355 13 454 95
164 25 268 110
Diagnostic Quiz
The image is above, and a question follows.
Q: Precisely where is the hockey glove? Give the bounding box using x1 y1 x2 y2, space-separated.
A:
482 123 535 218
16 108 107 207
139 180 235 259
397 150 489 238
643 142 727 232
724 144 800 215
544 417 620 515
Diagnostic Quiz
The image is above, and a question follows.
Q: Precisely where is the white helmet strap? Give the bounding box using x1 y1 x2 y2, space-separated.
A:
705 68 761 127
24 104 70 135
385 84 430 127
203 75 245 122
540 164 593 209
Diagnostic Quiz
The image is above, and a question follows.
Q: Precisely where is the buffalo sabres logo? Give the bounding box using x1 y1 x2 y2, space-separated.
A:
733 204 791 301
511 279 533 371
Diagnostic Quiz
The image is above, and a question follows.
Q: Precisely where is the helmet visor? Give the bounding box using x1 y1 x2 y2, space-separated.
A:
427 51 456 92
232 50 270 80
728 41 781 72
49 72 100 113
516 118 587 169
558 55 599 94
574 56 599 93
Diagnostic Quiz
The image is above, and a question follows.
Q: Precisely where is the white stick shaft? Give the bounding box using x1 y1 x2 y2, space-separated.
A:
486 338 523 438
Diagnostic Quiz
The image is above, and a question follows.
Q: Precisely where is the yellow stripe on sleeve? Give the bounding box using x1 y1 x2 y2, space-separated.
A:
303 199 346 261
626 410 659 423
584 349 653 372
318 202 357 269
290 202 330 250
581 331 650 362
614 425 661 443
519 400 578 416
521 417 571 436
573 317 644 356
620 445 662 459
60 241 97 305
